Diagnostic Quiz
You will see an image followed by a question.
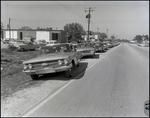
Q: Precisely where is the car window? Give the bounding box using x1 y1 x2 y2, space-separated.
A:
40 44 70 54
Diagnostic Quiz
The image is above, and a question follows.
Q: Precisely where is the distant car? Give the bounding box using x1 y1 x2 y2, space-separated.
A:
93 42 105 52
73 42 95 58
103 43 108 50
2 38 10 44
14 40 40 51
35 40 47 47
22 43 82 80
47 40 59 44
137 43 142 46
107 42 114 48
144 43 149 47
138 43 149 47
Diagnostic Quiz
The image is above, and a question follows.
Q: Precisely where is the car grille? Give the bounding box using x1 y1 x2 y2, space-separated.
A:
31 61 58 69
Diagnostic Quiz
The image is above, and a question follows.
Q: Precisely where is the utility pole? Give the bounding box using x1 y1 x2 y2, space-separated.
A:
106 29 108 39
85 7 95 41
9 18 11 40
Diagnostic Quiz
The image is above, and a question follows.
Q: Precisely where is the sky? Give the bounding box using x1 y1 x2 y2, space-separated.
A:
1 1 149 40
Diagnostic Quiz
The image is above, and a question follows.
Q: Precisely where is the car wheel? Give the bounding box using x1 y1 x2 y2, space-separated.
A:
30 75 39 80
21 48 24 52
65 68 72 78
92 53 95 58
76 63 79 67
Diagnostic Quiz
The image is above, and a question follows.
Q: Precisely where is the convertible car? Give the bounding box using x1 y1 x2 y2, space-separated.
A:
22 43 82 80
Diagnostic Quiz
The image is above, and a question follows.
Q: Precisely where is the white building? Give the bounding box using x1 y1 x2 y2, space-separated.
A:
2 29 67 43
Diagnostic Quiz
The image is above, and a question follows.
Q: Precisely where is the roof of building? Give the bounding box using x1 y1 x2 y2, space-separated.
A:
2 29 64 32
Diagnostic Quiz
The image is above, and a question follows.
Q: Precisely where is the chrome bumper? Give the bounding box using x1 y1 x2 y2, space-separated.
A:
82 52 95 56
23 63 72 75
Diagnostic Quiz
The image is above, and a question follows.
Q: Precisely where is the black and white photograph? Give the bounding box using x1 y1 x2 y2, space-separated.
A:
1 1 149 117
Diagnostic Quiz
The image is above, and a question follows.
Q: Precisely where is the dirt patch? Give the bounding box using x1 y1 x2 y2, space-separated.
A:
1 48 41 99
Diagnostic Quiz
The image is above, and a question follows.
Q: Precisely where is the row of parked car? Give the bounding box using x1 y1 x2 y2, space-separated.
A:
22 41 120 80
2 39 60 51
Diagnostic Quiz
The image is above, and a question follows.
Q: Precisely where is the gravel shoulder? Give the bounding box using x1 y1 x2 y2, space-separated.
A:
1 77 69 117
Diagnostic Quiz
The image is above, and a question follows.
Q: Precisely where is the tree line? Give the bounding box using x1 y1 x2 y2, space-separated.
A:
133 35 149 43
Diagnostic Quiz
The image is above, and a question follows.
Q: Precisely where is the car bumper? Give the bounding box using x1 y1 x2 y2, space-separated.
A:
82 52 95 56
95 47 103 51
23 63 72 75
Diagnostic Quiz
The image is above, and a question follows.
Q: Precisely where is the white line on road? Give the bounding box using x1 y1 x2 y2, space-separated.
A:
136 53 143 60
22 46 117 117
126 44 143 60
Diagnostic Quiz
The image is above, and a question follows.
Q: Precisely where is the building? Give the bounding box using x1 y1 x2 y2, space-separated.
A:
2 29 67 43
82 32 101 42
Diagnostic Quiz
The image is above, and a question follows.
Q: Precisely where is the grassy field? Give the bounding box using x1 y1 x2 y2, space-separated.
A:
1 48 43 99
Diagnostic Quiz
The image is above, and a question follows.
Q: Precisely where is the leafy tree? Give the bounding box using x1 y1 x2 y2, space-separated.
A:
134 35 142 43
100 32 107 39
36 27 52 30
111 35 115 40
64 23 86 43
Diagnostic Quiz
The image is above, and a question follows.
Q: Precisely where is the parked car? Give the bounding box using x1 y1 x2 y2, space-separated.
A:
22 43 82 80
35 40 47 47
14 40 40 51
107 42 114 48
137 43 142 46
2 38 10 44
8 39 18 47
138 43 149 47
103 43 108 50
73 42 95 58
93 42 105 52
47 40 59 44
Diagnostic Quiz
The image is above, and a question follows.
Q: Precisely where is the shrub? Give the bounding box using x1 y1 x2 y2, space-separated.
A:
1 48 14 54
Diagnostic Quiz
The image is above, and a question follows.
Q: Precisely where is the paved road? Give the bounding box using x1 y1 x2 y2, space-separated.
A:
22 43 149 117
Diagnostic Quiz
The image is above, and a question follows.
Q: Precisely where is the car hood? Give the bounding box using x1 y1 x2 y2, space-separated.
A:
76 47 94 51
23 52 73 64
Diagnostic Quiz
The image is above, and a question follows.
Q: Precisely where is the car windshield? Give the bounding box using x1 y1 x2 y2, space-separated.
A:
40 44 70 55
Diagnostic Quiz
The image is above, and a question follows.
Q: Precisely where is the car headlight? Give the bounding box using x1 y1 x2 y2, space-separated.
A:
63 59 69 65
28 64 33 69
58 60 63 65
23 64 28 70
